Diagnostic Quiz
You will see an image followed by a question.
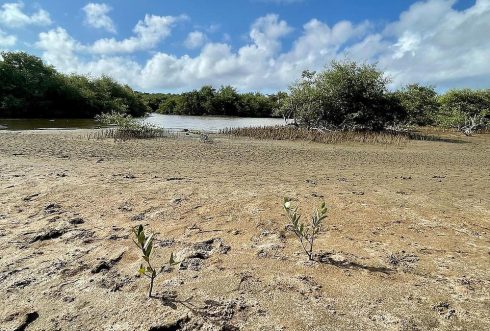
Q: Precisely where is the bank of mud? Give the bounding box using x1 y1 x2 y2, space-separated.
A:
0 130 489 330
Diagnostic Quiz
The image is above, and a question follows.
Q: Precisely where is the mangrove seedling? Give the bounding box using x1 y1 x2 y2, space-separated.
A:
132 225 179 298
283 198 328 261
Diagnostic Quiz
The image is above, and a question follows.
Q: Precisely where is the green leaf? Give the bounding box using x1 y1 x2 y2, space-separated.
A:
133 225 145 247
145 245 152 258
138 264 145 274
134 224 143 238
144 233 154 250
140 233 153 257
137 231 145 246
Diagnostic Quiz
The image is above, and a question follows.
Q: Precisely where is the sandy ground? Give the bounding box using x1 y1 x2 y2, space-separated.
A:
0 130 489 331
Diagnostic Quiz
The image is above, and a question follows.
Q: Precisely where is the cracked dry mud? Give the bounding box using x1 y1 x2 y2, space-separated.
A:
0 130 489 330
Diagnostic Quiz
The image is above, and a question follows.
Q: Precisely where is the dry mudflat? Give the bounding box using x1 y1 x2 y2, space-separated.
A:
0 130 489 330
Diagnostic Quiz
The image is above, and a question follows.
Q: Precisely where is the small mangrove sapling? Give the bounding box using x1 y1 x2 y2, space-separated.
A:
283 198 328 261
132 225 179 297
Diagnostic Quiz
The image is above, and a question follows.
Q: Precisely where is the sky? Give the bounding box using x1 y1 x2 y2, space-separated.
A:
0 0 489 93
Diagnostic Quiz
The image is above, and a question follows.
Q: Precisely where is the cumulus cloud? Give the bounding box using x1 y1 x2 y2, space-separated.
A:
184 31 207 49
36 27 142 85
83 3 116 33
35 0 490 92
0 2 51 28
89 14 187 54
376 0 490 89
249 14 292 53
0 29 16 47
36 28 83 71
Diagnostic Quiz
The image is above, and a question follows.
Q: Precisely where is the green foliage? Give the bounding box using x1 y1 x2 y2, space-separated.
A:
132 225 179 298
280 70 323 128
4 51 490 135
283 198 328 261
439 89 490 117
95 112 166 141
436 89 490 134
144 85 280 118
96 111 140 128
393 84 439 126
0 52 148 118
281 61 405 131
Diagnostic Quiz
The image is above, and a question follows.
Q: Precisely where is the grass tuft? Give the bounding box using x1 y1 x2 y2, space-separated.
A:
219 126 416 145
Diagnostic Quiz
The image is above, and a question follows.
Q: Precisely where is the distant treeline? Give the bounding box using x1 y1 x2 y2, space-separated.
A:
138 87 286 118
0 52 147 118
1 52 489 134
0 51 284 119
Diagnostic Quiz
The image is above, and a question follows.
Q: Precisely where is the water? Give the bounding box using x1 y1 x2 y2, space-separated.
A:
0 118 100 131
0 114 285 132
142 113 285 132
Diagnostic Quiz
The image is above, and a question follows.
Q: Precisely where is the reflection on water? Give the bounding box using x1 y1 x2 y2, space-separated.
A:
0 113 285 132
142 113 285 132
0 118 100 131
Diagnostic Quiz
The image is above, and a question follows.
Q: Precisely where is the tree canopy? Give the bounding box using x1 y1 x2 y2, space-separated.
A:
0 52 147 118
435 89 490 131
1 51 489 133
138 86 285 118
278 61 405 130
393 84 439 126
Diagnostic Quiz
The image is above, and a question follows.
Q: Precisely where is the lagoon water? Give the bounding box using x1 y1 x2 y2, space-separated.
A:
142 113 285 132
0 113 285 132
0 118 100 131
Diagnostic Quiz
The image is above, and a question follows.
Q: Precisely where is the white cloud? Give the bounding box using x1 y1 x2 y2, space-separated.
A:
90 14 186 54
249 14 292 53
35 0 490 92
36 27 142 85
184 31 207 49
36 28 83 72
277 19 370 76
0 29 16 47
375 0 490 88
83 3 116 34
0 2 51 28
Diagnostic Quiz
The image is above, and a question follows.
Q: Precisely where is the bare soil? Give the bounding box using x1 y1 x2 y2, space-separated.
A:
0 130 489 330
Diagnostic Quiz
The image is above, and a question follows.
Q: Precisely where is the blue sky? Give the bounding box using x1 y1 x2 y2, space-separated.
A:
1 0 488 92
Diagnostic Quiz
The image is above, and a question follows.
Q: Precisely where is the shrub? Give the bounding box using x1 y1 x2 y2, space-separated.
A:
280 61 405 131
437 89 490 135
132 225 179 298
283 198 328 261
221 126 411 145
393 84 439 126
94 111 166 141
